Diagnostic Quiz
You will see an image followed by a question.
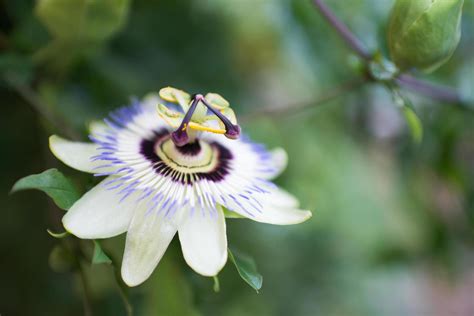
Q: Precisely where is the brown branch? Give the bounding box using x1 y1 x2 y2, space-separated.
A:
241 78 365 122
396 74 466 105
312 0 371 60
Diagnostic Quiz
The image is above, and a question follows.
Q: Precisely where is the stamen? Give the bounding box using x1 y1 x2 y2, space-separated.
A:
171 93 241 145
171 95 201 146
188 122 225 134
200 97 241 139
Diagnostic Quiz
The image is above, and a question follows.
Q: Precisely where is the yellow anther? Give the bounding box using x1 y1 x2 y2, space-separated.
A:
188 122 226 134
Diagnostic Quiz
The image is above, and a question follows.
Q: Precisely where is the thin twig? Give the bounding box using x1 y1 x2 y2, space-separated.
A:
77 263 93 316
242 78 365 122
4 73 81 140
312 0 371 60
71 241 93 316
104 249 134 316
112 265 134 316
396 74 465 105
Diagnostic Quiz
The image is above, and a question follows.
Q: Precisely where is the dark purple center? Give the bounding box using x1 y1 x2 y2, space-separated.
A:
140 129 233 184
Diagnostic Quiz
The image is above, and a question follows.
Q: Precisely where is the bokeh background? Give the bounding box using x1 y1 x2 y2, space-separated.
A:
1 0 474 315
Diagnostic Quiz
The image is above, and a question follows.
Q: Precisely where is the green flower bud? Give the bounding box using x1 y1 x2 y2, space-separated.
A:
388 0 464 73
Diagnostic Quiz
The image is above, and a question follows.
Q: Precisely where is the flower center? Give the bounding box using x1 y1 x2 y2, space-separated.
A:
139 129 234 184
155 138 218 173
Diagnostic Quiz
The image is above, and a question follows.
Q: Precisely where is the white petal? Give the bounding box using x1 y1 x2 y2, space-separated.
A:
49 135 100 173
264 187 300 208
62 177 137 239
249 206 312 225
88 120 108 135
255 188 311 225
265 147 288 180
224 187 311 225
142 92 161 110
178 206 227 276
204 135 288 181
121 208 181 287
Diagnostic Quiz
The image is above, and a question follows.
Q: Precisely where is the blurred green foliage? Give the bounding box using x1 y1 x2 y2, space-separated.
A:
1 0 474 315
35 0 130 72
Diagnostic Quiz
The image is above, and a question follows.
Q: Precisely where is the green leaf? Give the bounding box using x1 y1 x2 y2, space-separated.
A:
388 86 423 144
11 168 80 210
388 0 464 72
228 248 263 292
402 106 423 144
92 241 112 265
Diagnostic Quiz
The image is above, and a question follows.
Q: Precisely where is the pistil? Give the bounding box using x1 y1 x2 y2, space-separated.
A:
171 93 241 146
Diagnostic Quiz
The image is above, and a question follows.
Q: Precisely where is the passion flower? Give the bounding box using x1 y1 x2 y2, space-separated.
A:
49 87 312 286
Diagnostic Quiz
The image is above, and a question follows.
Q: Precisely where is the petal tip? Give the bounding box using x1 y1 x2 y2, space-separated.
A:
178 209 228 277
120 255 157 287
275 209 313 225
61 212 88 239
300 210 313 223
121 266 146 287
48 135 100 173
185 251 228 277
48 134 62 153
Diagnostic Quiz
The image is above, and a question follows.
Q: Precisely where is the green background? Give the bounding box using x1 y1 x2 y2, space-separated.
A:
1 0 474 315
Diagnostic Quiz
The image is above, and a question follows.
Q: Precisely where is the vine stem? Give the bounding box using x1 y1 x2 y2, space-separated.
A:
104 249 134 316
112 264 134 316
77 241 133 316
68 241 93 316
396 74 464 104
241 78 364 121
312 0 371 60
77 263 93 316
